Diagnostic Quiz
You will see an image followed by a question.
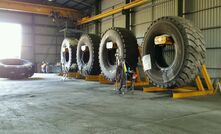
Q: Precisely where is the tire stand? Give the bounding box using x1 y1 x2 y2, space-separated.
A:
114 61 149 94
214 82 221 94
123 46 150 87
85 75 100 81
126 67 149 87
143 64 215 99
59 72 84 79
85 67 149 85
99 74 114 84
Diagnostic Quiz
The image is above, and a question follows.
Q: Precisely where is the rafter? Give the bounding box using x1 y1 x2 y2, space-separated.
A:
0 0 82 19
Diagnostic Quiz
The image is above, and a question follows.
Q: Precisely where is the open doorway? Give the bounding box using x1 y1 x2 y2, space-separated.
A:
0 22 22 59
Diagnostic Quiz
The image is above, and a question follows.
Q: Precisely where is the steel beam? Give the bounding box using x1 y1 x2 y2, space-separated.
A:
70 0 93 8
125 0 131 30
177 0 183 17
0 0 81 18
95 0 101 35
79 0 150 24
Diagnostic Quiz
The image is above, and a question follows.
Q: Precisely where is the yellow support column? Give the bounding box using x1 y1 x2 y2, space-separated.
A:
195 75 205 91
173 90 214 99
201 64 214 91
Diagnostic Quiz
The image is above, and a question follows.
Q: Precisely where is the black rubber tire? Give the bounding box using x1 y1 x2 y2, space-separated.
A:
61 38 78 72
143 16 206 88
99 27 139 81
76 34 101 76
0 59 34 79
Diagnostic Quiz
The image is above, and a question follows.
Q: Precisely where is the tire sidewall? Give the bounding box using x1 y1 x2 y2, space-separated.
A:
77 34 94 76
61 38 78 72
61 38 72 72
0 59 34 79
143 18 185 86
99 29 124 80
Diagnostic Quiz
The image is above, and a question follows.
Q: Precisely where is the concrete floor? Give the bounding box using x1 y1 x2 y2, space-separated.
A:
0 74 221 134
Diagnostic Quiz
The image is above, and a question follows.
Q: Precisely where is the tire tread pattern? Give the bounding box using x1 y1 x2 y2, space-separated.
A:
99 27 139 81
144 16 206 88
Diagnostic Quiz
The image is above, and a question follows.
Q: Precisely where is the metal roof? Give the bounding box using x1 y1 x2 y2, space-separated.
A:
16 0 96 15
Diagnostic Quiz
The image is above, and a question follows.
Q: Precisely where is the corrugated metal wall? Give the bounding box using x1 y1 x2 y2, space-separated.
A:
83 0 126 36
132 0 177 45
184 0 221 78
33 15 63 72
85 0 221 78
100 0 125 34
86 0 177 43
0 11 63 72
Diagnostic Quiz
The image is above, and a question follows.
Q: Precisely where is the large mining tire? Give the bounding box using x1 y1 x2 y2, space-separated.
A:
76 34 101 76
61 38 78 72
0 59 34 79
143 16 206 88
99 27 139 81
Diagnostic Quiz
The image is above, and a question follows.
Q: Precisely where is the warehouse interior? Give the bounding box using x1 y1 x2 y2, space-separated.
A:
0 0 221 133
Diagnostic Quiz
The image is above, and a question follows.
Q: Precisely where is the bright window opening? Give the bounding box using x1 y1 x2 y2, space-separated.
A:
0 22 22 59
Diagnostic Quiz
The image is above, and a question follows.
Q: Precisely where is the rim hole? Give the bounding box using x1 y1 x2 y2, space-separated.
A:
106 42 118 66
107 48 117 66
154 35 176 68
64 48 69 62
155 45 175 68
162 45 175 66
81 46 90 64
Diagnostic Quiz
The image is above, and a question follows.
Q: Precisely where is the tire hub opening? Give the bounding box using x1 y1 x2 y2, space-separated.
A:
81 45 90 64
64 48 69 62
107 48 117 65
154 35 175 68
106 42 118 66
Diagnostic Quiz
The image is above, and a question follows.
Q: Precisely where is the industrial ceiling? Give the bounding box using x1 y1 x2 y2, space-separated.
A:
15 0 96 15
